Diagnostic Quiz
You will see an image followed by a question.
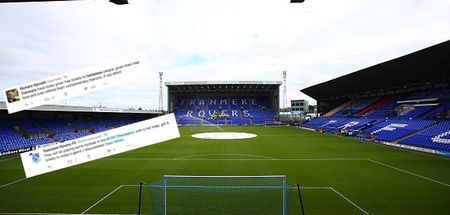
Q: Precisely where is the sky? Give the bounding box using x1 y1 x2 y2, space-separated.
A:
1 0 450 110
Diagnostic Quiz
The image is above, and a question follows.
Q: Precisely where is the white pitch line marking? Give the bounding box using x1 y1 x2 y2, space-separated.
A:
329 187 370 215
366 159 450 187
105 157 449 187
116 185 334 189
2 185 365 215
81 185 124 214
174 153 276 160
0 178 27 189
295 186 332 189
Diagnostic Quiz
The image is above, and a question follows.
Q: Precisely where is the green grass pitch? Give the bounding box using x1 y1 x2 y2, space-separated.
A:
0 126 449 214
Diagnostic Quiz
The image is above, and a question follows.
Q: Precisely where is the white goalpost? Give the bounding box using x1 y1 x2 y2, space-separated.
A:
146 175 290 215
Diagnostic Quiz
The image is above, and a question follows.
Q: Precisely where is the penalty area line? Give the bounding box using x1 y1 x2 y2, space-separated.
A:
174 153 276 160
367 158 450 187
0 186 367 215
0 178 27 189
329 187 370 215
81 185 124 214
289 186 369 214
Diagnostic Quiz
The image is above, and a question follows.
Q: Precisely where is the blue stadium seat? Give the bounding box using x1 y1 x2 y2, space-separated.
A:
0 116 147 153
358 120 435 142
306 90 450 152
174 96 275 125
400 121 450 151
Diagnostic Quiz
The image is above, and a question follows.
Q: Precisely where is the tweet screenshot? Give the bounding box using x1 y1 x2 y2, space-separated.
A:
21 113 179 178
3 53 149 114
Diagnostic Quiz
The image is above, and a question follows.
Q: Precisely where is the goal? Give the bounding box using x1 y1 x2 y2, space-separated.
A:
265 121 282 127
144 175 291 215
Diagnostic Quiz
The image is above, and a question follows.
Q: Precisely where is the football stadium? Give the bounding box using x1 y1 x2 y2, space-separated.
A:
1 1 450 215
1 40 449 214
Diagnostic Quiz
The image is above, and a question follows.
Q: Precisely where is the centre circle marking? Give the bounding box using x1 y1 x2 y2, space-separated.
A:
191 132 257 140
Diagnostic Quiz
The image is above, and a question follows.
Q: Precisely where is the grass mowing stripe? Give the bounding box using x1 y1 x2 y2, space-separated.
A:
0 156 19 163
0 213 144 215
1 126 448 214
329 187 370 215
0 213 82 215
104 157 368 161
296 186 332 189
367 159 450 187
81 185 124 214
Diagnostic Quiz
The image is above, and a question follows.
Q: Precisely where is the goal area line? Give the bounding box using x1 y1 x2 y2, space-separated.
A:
73 184 368 215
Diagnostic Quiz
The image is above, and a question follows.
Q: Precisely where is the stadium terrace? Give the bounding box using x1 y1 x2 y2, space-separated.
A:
301 40 450 155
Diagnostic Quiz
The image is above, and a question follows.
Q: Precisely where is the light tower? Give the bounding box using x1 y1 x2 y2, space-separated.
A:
159 72 164 111
282 70 288 109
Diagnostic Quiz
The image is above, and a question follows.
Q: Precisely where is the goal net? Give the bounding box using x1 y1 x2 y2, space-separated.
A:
265 121 282 127
146 175 290 215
